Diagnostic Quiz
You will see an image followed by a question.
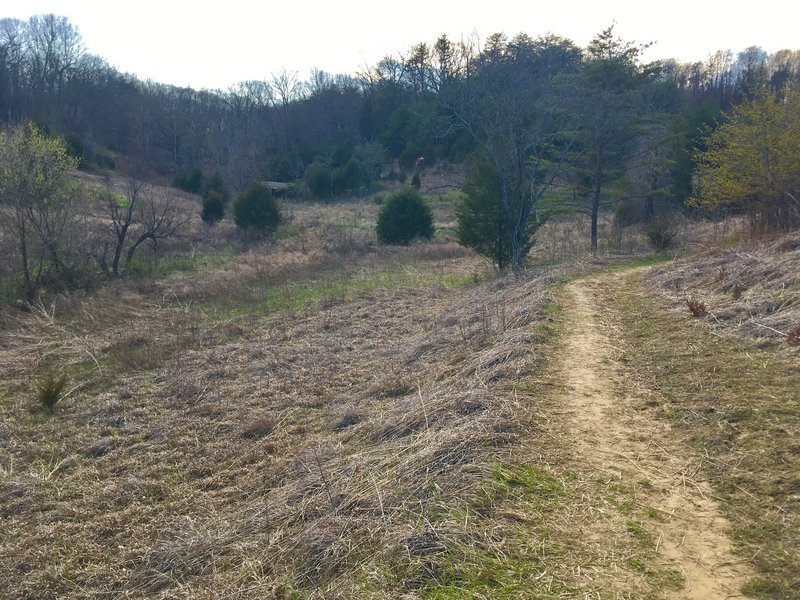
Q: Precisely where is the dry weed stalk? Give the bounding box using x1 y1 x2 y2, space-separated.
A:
787 324 800 346
685 298 708 317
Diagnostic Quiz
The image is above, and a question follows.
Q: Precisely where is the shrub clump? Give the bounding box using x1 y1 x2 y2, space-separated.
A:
173 168 203 194
200 172 230 226
36 372 68 412
242 415 276 439
376 188 434 245
304 162 332 198
645 213 680 251
201 190 226 226
233 182 281 234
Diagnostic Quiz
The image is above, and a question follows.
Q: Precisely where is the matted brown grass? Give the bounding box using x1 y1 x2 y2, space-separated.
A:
0 223 595 598
5 178 776 598
647 230 800 345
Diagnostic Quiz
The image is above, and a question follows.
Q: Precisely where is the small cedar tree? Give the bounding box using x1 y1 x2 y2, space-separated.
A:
305 162 332 197
456 158 533 271
233 182 281 234
376 188 434 245
201 190 226 226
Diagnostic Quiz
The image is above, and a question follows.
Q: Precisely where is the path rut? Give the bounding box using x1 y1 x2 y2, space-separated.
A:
559 272 753 599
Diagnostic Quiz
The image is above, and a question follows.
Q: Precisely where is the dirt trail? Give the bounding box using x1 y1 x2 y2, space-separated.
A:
559 272 753 599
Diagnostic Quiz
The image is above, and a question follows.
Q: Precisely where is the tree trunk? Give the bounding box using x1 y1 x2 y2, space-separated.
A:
111 224 129 277
126 233 149 265
496 194 505 272
17 214 33 301
591 177 601 255
591 147 603 255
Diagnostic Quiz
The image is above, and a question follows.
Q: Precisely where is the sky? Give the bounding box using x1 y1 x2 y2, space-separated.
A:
4 1 799 90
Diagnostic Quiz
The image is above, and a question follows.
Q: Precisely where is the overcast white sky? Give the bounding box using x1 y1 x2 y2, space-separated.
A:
5 1 799 90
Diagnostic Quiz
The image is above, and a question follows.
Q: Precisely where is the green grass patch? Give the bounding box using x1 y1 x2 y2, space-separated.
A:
625 520 651 544
605 252 678 272
491 463 564 503
126 247 234 278
372 460 584 599
742 577 785 598
421 553 557 600
212 260 482 319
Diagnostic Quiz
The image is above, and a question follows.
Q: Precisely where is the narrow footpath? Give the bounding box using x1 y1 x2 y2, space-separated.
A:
557 272 753 599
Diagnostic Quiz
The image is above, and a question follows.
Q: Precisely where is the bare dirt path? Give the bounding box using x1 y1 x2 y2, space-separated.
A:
558 271 754 599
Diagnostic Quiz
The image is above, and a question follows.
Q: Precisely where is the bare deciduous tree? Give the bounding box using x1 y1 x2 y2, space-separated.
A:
97 177 188 277
449 34 581 271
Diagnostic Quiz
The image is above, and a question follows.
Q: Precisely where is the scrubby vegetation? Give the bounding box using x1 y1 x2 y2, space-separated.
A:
35 371 67 413
201 190 226 226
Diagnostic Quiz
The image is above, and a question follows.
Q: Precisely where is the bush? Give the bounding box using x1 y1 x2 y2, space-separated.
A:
173 168 203 194
201 190 226 226
376 188 434 245
64 132 87 169
36 372 68 412
305 162 332 198
685 298 708 317
233 182 281 234
340 158 365 193
241 415 276 439
455 157 531 271
645 213 680 251
93 150 116 171
202 172 229 204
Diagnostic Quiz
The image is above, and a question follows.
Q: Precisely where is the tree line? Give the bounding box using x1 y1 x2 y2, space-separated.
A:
2 15 797 188
1 14 799 278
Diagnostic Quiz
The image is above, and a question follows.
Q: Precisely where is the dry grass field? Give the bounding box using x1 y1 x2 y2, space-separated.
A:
1 181 798 599
0 188 583 599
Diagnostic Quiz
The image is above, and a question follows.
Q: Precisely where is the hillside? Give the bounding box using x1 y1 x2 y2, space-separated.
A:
3 10 800 598
1 205 799 597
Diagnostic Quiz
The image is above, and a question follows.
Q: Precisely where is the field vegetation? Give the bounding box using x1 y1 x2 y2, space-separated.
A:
1 10 800 600
0 186 593 598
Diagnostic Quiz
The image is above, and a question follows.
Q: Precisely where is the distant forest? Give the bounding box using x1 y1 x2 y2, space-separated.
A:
1 14 799 201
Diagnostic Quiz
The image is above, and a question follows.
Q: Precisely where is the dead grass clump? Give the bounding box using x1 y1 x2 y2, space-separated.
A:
241 415 276 439
290 519 366 588
132 517 222 593
105 334 171 371
786 324 800 346
83 436 117 458
167 379 205 405
685 297 708 317
0 235 572 598
456 391 489 415
369 375 414 399
777 236 800 251
333 408 360 431
403 529 448 557
408 241 471 262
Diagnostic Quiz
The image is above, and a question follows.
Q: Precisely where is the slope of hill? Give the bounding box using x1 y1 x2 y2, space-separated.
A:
1 204 799 597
